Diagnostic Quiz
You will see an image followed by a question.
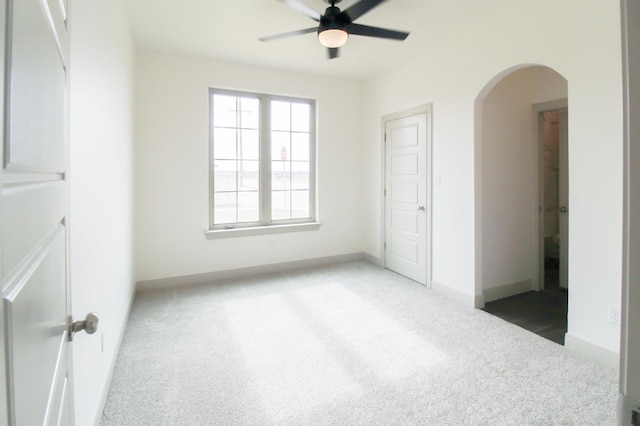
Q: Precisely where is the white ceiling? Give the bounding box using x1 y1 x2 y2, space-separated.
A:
125 0 443 80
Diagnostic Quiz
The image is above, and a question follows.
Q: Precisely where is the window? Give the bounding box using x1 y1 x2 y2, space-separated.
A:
209 89 317 234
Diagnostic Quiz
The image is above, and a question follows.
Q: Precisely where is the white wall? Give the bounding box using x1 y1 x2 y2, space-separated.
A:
69 0 135 424
362 0 623 356
134 51 364 282
481 67 566 292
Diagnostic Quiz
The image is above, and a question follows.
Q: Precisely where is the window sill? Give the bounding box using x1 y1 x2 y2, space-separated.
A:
204 222 321 239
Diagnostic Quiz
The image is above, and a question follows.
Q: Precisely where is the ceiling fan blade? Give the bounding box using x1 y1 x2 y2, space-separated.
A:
259 27 318 42
347 23 409 40
328 47 340 59
279 0 321 22
341 0 388 22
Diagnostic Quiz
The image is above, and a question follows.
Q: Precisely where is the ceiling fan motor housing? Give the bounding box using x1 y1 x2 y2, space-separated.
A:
318 6 350 33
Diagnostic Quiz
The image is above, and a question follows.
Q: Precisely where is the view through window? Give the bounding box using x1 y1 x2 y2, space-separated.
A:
210 89 316 230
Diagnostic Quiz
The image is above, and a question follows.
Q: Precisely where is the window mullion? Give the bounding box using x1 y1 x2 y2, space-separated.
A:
235 98 241 224
208 89 215 228
260 96 272 225
288 104 293 219
309 104 317 222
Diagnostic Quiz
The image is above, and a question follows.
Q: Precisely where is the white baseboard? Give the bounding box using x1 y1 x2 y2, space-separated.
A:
564 333 620 370
431 280 476 307
483 279 533 303
363 252 383 267
91 283 136 426
136 252 369 291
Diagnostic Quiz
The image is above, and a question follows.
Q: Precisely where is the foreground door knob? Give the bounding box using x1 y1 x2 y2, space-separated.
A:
68 312 99 341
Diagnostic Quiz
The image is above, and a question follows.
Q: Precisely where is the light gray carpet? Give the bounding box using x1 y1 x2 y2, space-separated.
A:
101 261 618 425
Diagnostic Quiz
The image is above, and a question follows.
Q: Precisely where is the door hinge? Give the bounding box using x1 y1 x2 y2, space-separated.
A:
384 133 387 142
384 241 386 249
384 188 386 196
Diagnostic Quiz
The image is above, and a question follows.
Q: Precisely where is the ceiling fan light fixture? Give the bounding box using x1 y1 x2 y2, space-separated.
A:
318 28 348 48
259 0 410 59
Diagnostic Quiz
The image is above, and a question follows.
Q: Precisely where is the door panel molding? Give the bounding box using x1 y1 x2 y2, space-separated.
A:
2 181 67 278
4 230 67 425
5 6 66 173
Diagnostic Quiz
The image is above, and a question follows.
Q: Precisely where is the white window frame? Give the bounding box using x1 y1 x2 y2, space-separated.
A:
206 88 319 239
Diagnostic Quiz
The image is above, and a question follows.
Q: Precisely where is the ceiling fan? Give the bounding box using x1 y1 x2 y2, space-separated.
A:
259 0 410 59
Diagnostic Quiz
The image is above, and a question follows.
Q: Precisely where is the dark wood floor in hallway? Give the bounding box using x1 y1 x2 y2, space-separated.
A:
482 287 568 345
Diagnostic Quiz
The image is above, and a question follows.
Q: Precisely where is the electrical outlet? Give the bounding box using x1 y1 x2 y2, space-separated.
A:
608 305 621 326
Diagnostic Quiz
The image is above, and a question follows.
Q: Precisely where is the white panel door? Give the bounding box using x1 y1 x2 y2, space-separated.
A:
2 0 75 424
620 0 640 419
384 112 429 285
558 110 569 289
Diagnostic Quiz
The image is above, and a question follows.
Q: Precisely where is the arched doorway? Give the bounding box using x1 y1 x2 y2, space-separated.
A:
474 65 569 344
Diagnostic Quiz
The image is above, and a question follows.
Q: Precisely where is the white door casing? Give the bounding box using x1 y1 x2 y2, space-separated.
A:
0 0 8 421
384 108 431 285
2 0 74 424
620 0 640 421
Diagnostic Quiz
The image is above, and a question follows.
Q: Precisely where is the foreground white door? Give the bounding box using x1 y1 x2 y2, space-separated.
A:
619 1 640 422
2 0 76 424
384 111 430 285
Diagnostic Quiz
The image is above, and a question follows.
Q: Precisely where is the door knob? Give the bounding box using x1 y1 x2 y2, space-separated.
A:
559 206 567 213
417 205 425 211
68 312 99 341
